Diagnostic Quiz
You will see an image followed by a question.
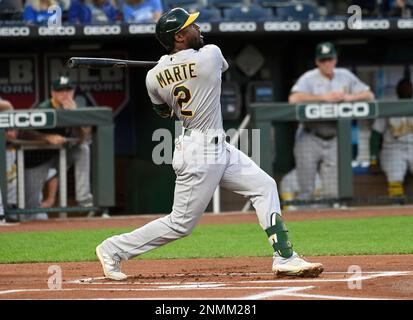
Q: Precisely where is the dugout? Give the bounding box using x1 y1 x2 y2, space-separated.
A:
2 19 413 214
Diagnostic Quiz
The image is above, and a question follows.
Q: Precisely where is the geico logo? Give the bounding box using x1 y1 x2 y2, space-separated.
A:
128 24 155 34
0 112 47 128
39 26 76 36
397 19 413 29
360 20 390 30
263 22 301 31
308 21 345 31
305 103 369 119
219 22 256 32
0 27 30 36
199 23 212 32
84 25 121 35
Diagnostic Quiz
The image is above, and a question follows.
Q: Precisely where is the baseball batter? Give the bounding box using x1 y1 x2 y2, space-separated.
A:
289 42 374 200
96 8 323 280
370 78 413 198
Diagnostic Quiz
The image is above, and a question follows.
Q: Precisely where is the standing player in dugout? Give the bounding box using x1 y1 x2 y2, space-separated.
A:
96 8 324 280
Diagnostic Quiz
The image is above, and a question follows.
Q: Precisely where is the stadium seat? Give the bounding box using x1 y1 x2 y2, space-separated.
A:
163 0 202 10
256 0 292 8
196 7 222 22
221 82 242 120
0 0 23 21
245 81 275 112
209 0 245 9
223 5 273 21
276 2 320 21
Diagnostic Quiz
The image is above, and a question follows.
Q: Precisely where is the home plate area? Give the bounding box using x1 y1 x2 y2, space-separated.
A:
64 270 412 300
0 255 412 300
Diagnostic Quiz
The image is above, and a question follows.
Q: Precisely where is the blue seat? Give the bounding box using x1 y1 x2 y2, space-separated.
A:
224 5 273 21
221 82 242 120
209 0 245 8
0 0 23 20
256 0 292 8
245 81 275 112
196 7 222 22
276 2 319 21
163 0 201 10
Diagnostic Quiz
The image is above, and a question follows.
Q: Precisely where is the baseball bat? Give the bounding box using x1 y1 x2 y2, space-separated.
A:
67 57 157 69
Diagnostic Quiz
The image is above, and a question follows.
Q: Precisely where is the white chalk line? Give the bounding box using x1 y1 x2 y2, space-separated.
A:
241 286 314 300
0 286 397 301
0 286 313 296
283 293 396 301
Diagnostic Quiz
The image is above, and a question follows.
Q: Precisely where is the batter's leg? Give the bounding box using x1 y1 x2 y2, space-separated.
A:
219 143 291 255
100 137 227 263
219 144 323 277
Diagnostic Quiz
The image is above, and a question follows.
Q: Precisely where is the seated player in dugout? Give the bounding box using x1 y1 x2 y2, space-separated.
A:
18 76 94 221
0 101 59 222
288 42 375 201
0 97 16 224
370 77 413 199
95 7 324 281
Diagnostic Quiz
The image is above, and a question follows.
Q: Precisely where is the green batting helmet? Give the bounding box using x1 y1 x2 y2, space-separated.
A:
155 8 200 52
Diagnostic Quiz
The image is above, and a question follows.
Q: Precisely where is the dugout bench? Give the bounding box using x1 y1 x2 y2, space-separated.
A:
0 107 115 218
250 100 413 204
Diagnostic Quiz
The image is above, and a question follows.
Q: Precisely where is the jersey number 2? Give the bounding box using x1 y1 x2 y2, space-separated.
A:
173 85 193 117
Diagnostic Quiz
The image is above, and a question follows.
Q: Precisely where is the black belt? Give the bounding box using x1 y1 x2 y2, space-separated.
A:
304 128 335 140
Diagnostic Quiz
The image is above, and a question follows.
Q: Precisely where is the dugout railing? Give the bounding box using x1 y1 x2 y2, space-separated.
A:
249 99 413 207
0 107 115 218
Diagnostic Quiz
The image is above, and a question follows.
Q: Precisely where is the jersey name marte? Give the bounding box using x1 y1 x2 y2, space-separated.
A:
146 44 229 132
156 63 197 88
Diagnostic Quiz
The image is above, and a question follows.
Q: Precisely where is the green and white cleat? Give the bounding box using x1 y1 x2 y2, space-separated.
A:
96 244 127 281
272 252 324 278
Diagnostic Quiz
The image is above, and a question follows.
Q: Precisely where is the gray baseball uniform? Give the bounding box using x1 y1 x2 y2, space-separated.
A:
291 68 370 199
101 44 282 261
373 117 413 182
0 148 17 220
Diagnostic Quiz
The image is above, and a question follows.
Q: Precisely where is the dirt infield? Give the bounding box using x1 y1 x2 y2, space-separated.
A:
0 255 412 300
0 208 412 300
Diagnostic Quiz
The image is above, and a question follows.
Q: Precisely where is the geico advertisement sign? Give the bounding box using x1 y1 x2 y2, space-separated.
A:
0 27 30 37
300 102 375 120
219 22 257 32
83 25 121 35
0 111 55 128
39 26 76 36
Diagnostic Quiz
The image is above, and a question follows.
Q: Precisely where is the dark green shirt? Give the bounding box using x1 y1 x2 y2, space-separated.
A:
35 99 73 137
24 100 73 168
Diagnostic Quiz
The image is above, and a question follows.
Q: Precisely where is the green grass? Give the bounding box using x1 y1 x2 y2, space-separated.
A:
0 215 412 263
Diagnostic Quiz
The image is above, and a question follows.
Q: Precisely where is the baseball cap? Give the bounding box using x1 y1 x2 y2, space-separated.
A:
52 76 75 91
315 42 337 60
